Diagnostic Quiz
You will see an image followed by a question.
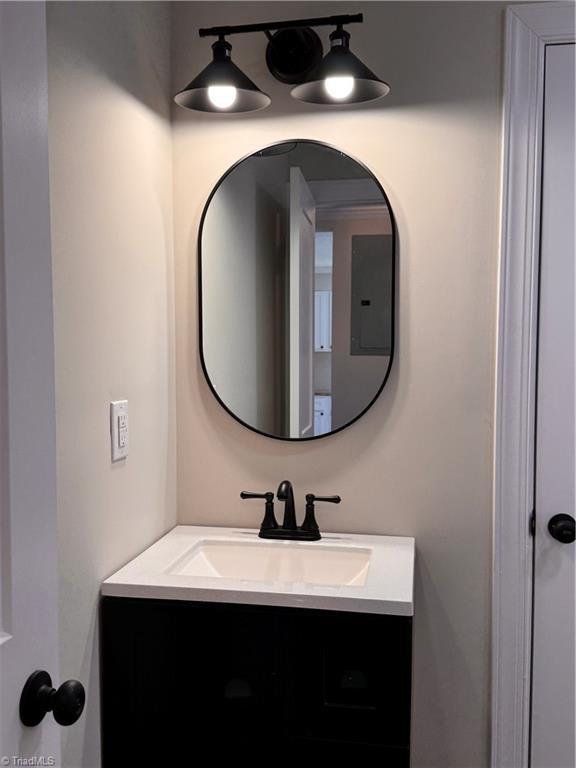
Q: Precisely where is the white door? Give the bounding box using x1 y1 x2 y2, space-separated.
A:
314 395 332 437
0 3 62 764
531 42 575 768
314 290 332 352
289 167 315 438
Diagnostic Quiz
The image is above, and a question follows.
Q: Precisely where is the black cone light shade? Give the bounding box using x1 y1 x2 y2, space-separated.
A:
291 27 390 105
174 38 270 113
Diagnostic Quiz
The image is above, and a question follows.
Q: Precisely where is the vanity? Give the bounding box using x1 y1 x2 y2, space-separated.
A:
100 526 414 765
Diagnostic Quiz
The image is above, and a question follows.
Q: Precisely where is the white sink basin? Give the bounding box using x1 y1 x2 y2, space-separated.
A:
102 526 415 616
166 540 371 587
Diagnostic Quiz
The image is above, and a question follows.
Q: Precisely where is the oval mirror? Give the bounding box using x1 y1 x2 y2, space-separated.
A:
199 140 396 440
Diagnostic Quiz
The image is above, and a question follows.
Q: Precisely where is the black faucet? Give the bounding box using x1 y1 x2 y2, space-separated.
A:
276 480 297 530
240 480 341 541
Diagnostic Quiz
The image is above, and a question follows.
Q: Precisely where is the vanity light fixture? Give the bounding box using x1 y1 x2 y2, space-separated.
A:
174 13 390 113
174 36 271 112
291 25 390 105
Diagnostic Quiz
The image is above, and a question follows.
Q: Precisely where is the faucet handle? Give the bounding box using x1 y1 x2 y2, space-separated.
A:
301 493 341 535
307 494 341 505
240 491 273 501
240 491 278 531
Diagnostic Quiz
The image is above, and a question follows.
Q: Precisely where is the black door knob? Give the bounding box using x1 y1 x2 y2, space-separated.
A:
547 514 576 544
20 670 85 727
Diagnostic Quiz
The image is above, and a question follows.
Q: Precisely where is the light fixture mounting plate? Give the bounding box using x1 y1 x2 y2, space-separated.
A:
265 27 323 85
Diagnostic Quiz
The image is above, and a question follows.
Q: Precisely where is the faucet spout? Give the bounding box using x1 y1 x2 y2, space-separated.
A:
277 480 297 530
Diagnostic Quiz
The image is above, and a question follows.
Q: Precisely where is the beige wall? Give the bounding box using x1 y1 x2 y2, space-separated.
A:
47 3 176 766
173 3 503 766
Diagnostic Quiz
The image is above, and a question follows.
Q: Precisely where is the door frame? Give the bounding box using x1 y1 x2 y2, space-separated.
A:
492 3 575 766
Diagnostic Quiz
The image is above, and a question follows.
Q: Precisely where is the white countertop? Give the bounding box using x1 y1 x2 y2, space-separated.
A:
102 525 415 616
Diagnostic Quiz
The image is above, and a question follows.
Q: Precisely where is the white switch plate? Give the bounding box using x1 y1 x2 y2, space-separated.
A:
110 400 129 462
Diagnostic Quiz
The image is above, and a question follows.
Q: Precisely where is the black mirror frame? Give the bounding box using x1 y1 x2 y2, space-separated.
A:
197 138 397 441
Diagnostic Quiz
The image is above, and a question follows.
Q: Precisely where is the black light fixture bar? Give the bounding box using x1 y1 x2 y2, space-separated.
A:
175 11 389 113
199 13 363 39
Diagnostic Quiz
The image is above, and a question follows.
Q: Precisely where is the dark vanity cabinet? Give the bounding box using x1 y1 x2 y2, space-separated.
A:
101 597 412 765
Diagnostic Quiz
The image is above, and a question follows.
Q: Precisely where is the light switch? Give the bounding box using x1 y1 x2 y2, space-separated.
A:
110 400 129 462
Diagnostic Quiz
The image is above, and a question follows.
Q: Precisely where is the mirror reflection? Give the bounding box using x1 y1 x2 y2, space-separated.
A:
200 140 395 440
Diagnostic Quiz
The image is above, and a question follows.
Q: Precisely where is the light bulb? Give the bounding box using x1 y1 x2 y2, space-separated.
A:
208 85 237 109
324 76 355 100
